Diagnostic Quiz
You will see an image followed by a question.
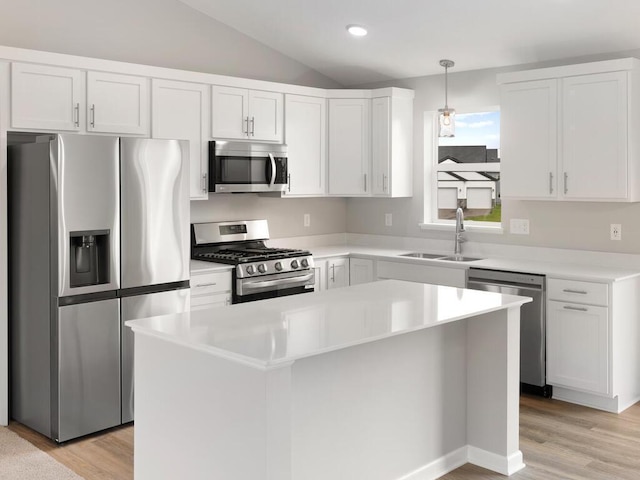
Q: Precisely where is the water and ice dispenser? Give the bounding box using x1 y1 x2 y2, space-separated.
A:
69 230 110 287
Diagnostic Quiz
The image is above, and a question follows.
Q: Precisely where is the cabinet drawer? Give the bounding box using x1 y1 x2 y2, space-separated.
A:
548 278 608 306
191 293 231 310
191 271 232 296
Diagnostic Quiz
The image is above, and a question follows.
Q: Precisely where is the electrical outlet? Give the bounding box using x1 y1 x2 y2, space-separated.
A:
385 213 392 227
304 213 311 227
611 223 622 241
509 218 530 235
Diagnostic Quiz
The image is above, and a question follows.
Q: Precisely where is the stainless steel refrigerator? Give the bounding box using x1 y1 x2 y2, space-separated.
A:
8 134 190 442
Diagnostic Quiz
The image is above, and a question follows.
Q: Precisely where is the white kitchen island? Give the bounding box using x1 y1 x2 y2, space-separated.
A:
127 280 531 480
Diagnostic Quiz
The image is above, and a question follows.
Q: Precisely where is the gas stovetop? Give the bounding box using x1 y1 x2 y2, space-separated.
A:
193 245 310 265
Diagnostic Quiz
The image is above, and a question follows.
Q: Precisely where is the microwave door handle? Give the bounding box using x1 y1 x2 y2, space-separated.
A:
268 153 276 186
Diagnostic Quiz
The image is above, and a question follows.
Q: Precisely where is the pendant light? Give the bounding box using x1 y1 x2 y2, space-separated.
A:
438 59 455 137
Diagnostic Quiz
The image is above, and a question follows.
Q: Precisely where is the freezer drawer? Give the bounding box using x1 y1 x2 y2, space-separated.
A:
121 288 190 423
57 298 121 442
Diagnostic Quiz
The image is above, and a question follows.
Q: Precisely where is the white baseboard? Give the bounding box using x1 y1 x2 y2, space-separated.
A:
395 447 467 480
467 446 525 476
393 445 525 480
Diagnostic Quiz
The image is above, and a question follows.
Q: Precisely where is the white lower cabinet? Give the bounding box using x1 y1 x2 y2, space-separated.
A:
314 257 350 291
190 270 232 311
376 260 466 288
547 300 609 395
349 258 375 285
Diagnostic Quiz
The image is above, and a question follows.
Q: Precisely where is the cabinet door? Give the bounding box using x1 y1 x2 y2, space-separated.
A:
284 95 326 195
328 98 371 196
191 293 231 311
562 72 627 200
313 261 327 292
327 257 350 289
249 90 283 142
547 300 609 395
87 71 149 135
11 63 83 131
152 79 209 200
211 85 249 139
500 79 558 199
376 260 466 288
349 258 374 285
372 97 391 196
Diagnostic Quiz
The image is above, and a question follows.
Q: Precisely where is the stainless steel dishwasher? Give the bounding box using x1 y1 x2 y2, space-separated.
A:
467 268 552 398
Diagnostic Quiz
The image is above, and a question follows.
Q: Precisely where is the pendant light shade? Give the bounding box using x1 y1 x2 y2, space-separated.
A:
438 59 455 137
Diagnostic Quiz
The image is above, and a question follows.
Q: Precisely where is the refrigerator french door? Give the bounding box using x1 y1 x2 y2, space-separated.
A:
119 138 190 423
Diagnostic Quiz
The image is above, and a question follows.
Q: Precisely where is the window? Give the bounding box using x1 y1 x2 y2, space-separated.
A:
428 110 501 227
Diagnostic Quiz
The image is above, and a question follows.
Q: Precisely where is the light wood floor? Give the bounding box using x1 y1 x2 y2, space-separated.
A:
9 395 640 480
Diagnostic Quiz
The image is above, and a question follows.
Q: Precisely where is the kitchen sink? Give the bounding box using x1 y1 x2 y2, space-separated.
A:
439 255 483 262
399 252 447 259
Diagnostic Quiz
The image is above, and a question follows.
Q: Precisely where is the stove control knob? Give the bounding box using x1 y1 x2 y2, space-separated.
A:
275 262 283 271
301 258 309 268
258 263 267 273
291 260 299 269
246 265 256 275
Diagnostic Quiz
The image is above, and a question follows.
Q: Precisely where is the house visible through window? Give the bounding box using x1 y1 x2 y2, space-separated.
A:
436 111 500 224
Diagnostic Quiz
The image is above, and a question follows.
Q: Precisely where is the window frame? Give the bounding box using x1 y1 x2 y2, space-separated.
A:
421 108 504 234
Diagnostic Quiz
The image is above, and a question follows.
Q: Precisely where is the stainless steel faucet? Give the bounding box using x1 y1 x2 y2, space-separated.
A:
454 207 465 256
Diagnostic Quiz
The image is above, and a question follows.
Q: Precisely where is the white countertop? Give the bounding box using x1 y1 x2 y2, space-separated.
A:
190 259 234 274
310 245 640 282
127 280 529 369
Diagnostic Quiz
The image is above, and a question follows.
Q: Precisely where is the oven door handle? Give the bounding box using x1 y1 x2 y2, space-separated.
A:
268 153 276 186
243 273 314 290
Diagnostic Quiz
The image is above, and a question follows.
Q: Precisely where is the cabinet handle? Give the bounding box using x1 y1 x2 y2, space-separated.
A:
287 173 291 192
564 172 568 194
250 116 255 136
331 264 335 282
364 173 367 192
195 282 218 288
202 173 208 194
243 117 249 136
562 289 587 295
90 104 95 128
563 305 588 312
74 103 80 127
383 174 387 192
549 172 553 194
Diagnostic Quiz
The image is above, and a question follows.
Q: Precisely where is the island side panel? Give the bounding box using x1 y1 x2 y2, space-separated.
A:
133 332 283 480
466 306 524 475
290 321 469 480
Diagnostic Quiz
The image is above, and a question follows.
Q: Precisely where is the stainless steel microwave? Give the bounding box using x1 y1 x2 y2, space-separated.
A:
208 141 288 193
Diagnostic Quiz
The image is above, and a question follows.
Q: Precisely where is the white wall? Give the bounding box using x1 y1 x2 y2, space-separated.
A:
0 0 340 89
191 196 347 238
348 51 640 254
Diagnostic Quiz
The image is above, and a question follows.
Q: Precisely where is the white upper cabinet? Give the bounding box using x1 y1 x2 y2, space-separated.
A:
561 72 628 200
11 63 84 131
86 71 149 135
151 79 210 200
500 79 558 199
211 85 283 143
11 63 149 135
371 95 413 197
328 98 371 196
498 58 640 202
284 94 326 196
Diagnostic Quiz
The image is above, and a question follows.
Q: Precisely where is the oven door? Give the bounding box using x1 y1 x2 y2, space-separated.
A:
209 143 288 193
234 270 315 303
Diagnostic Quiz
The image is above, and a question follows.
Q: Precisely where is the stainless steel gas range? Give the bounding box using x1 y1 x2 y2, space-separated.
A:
191 220 315 303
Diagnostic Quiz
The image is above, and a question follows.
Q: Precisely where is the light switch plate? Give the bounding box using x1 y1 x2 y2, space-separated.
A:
304 213 311 227
510 218 530 235
385 213 392 227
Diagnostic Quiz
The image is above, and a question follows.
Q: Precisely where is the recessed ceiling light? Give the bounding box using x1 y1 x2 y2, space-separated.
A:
346 24 368 37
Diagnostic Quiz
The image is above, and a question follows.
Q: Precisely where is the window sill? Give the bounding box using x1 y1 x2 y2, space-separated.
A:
419 222 504 235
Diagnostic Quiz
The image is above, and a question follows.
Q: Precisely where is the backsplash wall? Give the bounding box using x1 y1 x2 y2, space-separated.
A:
191 196 347 238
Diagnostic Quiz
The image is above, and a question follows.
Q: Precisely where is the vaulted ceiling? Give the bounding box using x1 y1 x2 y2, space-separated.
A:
177 0 640 86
